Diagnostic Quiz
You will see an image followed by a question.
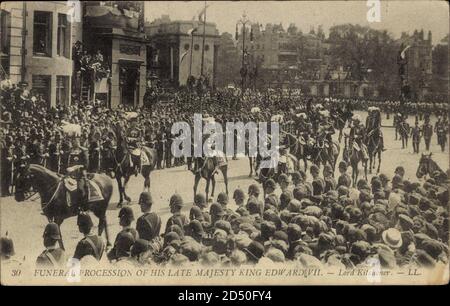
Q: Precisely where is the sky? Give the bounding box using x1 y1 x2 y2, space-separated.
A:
144 0 449 44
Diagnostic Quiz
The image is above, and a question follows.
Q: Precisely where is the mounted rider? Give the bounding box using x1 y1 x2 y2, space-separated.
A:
125 113 143 175
66 137 89 211
349 114 369 160
366 106 386 151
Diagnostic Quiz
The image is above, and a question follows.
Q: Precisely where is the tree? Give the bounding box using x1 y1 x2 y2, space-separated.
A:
216 32 240 88
328 24 398 95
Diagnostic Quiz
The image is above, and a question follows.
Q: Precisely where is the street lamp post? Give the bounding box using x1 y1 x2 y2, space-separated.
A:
236 13 251 94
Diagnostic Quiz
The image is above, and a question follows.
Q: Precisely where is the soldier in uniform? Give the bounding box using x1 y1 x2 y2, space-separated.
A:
136 192 161 242
107 206 138 262
435 116 448 152
126 117 143 175
47 133 62 173
410 120 422 154
156 127 165 170
66 138 89 212
73 212 105 261
349 114 369 160
165 194 189 234
422 116 433 151
36 223 65 267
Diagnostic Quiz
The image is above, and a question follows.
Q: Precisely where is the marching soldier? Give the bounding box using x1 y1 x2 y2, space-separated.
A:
410 120 422 154
73 212 105 261
36 223 65 267
422 117 433 151
435 116 448 152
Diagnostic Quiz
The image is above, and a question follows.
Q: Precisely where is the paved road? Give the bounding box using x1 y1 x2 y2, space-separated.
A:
1 111 448 264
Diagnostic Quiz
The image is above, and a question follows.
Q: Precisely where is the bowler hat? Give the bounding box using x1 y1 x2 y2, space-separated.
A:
243 241 264 262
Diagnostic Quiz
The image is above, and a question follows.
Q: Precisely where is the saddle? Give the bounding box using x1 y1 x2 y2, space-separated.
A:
63 177 104 205
129 148 151 166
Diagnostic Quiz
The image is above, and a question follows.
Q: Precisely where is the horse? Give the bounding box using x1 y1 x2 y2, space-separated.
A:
282 131 308 171
416 153 448 183
366 111 383 174
416 153 449 205
343 134 368 186
366 129 383 174
332 109 352 143
193 156 229 200
14 164 113 249
310 133 340 171
114 125 158 207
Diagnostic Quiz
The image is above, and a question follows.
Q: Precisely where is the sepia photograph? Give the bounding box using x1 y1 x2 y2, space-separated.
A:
0 0 448 287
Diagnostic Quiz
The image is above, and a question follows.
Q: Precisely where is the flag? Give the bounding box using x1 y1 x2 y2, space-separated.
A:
198 4 210 23
188 27 198 35
250 27 253 42
400 45 411 59
180 50 189 64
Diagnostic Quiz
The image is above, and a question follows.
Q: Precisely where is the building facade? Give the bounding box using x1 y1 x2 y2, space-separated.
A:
1 1 74 107
396 30 433 99
82 1 147 108
145 16 220 87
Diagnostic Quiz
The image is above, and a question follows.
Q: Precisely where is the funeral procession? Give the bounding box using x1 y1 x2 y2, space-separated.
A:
0 1 448 285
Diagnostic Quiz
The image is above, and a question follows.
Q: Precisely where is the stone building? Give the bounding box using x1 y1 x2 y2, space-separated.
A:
82 1 147 108
396 30 433 99
1 1 74 107
145 16 220 87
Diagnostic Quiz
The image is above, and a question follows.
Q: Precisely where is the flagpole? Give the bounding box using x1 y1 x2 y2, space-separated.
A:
189 31 194 76
200 0 207 76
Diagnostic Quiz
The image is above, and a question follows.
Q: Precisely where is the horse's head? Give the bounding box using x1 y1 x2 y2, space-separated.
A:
416 153 432 179
14 163 34 202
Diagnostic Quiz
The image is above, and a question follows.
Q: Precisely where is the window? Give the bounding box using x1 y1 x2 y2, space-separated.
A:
33 11 52 56
1 10 10 55
56 76 69 105
57 14 70 57
184 43 190 50
194 44 200 51
204 44 209 51
32 75 51 107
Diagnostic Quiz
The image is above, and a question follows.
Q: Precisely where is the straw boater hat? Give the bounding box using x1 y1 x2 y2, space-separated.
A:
381 228 403 249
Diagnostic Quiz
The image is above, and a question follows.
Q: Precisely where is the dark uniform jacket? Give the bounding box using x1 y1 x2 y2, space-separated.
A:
165 212 188 234
136 212 162 241
73 234 105 261
36 248 65 267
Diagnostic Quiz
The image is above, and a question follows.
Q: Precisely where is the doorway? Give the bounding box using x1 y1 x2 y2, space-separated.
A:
119 62 140 107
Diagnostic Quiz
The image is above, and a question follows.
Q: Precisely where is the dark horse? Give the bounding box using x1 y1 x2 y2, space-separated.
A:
416 153 449 205
14 164 113 248
416 153 448 183
366 111 383 174
343 134 368 186
282 131 310 171
114 125 158 207
193 156 229 200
